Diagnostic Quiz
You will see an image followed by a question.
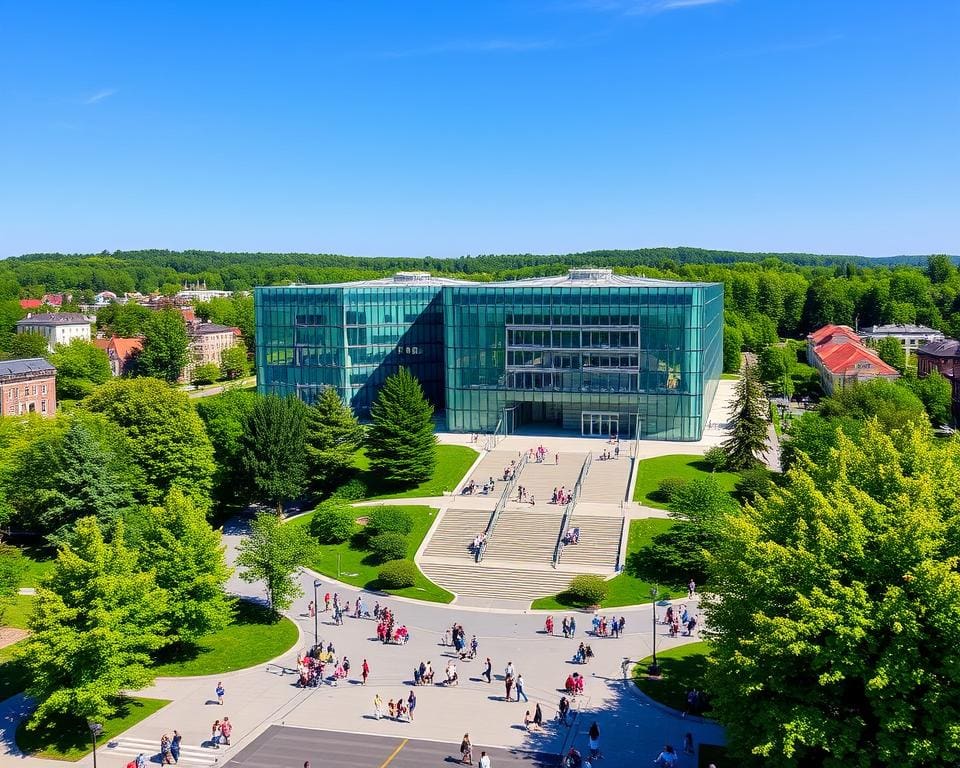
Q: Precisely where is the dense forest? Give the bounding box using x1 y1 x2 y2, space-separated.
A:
2 248 960 343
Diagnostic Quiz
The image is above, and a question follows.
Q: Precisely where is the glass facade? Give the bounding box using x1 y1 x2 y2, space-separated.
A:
256 269 723 441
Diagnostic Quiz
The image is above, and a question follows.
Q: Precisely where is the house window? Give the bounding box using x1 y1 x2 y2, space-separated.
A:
32 385 37 395
41 400 47 414
41 384 47 395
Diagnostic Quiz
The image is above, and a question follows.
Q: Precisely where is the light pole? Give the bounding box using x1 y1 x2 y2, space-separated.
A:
313 578 322 651
88 721 103 768
648 585 661 676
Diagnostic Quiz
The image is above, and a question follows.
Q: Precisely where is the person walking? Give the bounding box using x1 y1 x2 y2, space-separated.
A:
569 616 576 637
362 658 370 685
588 721 601 760
374 693 383 719
655 745 679 766
160 734 173 765
220 717 232 747
460 734 473 764
135 754 146 768
479 751 492 768
516 673 529 702
505 673 514 702
215 682 225 705
688 579 696 599
170 731 181 764
210 720 221 749
407 690 417 721
533 703 543 729
483 657 492 683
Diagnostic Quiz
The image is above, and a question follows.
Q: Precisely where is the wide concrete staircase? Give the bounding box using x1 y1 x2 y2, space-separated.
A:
579 455 632 503
506 452 587 508
418 561 578 602
481 509 565 564
421 509 493 560
556 514 624 570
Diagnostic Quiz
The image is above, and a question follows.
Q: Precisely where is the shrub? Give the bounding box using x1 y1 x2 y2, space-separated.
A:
702 446 727 471
368 532 409 563
330 476 371 501
309 503 356 544
735 467 773 502
567 574 609 606
377 559 417 589
366 506 413 536
655 477 688 503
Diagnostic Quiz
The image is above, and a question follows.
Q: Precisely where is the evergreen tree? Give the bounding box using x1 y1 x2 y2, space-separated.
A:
235 511 317 614
17 517 168 727
367 368 436 486
722 363 769 469
306 387 364 490
135 489 232 644
706 421 960 768
240 394 309 514
136 308 189 382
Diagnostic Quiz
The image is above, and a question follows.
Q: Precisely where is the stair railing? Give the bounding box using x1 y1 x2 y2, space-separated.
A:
476 451 528 563
552 452 593 567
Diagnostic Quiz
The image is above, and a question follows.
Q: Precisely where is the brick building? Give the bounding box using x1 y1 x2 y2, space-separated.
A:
182 322 242 382
0 358 57 417
807 324 899 395
916 338 960 423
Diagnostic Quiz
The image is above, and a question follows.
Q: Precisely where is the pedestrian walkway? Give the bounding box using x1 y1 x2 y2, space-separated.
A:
105 737 218 766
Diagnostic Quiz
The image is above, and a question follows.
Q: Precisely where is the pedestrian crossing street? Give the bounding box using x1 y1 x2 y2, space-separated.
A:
103 736 222 766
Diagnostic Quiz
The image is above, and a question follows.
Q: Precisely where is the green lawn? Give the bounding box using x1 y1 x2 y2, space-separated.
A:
531 518 681 609
290 505 454 603
2 594 36 630
17 545 55 588
16 697 170 761
633 454 738 509
633 641 711 713
720 373 740 380
152 600 298 676
349 444 478 500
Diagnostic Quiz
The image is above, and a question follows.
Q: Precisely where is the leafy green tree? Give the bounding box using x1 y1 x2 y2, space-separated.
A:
134 489 232 644
819 377 928 433
722 364 769 469
873 336 906 374
723 325 743 374
83 378 215 507
367 368 436 486
49 339 111 399
927 254 955 284
235 511 317 614
137 308 189 382
2 331 49 360
17 517 168 727
0 544 27 625
191 362 220 386
240 394 310 514
195 389 258 502
705 421 960 768
757 346 794 397
96 302 152 337
905 369 953 426
219 344 249 379
306 387 364 490
780 412 862 471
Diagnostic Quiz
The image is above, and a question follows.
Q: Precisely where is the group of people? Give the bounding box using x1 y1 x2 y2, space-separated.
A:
412 660 435 685
572 642 594 664
528 445 556 464
375 605 409 644
663 604 698 638
459 734 493 767
552 486 574 505
471 531 488 554
462 476 496 495
515 485 534 505
561 527 580 545
592 614 626 638
501 459 518 481
295 643 362 687
596 446 619 461
564 671 586 696
372 690 417 721
446 623 478 660
156 731 182 764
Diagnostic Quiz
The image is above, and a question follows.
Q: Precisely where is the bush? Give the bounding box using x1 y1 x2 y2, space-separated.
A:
330 476 371 501
567 574 609 606
377 559 417 589
655 477 688 503
702 446 727 471
735 467 773 503
309 503 356 544
368 532 409 563
366 506 413 536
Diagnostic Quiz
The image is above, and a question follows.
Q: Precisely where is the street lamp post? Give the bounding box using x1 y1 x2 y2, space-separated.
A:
313 578 322 651
648 585 661 676
88 722 103 768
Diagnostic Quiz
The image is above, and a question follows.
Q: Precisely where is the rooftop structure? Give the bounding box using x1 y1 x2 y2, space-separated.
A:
808 324 899 394
860 323 945 361
16 313 92 352
917 338 960 424
0 358 57 417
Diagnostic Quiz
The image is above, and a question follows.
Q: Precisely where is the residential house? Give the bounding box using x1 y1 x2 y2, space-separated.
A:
18 299 42 311
807 324 899 395
0 358 56 417
93 336 143 377
16 312 92 352
916 338 960 423
182 321 242 382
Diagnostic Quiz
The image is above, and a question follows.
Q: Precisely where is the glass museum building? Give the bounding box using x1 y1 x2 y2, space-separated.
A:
255 269 723 441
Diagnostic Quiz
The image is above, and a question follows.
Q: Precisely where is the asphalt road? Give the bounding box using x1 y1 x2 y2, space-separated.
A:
223 725 558 768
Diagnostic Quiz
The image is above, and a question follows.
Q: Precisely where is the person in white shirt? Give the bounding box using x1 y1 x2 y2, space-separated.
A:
479 751 491 768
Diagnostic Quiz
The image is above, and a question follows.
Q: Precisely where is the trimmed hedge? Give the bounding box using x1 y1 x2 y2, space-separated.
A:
567 574 609 606
377 559 417 589
656 477 688 503
309 503 356 544
366 507 414 536
368 532 409 563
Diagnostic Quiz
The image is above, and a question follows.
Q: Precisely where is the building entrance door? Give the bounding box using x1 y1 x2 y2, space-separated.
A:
581 411 619 437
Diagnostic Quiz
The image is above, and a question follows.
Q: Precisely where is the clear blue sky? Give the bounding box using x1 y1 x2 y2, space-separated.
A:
0 0 957 259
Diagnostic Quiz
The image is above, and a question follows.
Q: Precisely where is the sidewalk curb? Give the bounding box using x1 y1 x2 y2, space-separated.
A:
620 661 719 726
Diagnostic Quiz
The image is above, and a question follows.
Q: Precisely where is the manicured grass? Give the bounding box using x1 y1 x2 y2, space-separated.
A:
1 594 36 630
720 373 740 380
633 454 738 509
152 600 298 677
531 518 681 609
17 544 55 588
16 697 170 761
354 444 479 500
633 641 711 713
291 505 454 603
0 642 30 702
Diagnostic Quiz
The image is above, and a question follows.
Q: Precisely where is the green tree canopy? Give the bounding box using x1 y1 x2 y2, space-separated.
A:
195 388 258 502
873 336 906 374
137 308 189 382
83 378 215 507
367 368 436 486
235 511 317 614
723 325 743 374
1 331 49 360
706 421 960 767
819 377 928 433
96 302 152 337
18 517 168 727
306 387 364 490
219 344 249 379
722 363 769 470
240 394 310 514
191 362 220 386
905 370 954 427
49 338 111 399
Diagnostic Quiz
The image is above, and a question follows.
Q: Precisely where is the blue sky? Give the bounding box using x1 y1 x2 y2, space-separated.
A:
0 0 957 259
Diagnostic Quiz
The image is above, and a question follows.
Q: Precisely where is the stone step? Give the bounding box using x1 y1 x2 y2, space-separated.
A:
104 737 219 766
579 455 633 503
418 561 579 601
422 509 492 560
557 515 624 570
482 510 565 563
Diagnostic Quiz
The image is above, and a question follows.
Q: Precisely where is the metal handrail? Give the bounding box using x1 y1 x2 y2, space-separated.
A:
552 452 593 567
483 417 503 451
477 452 528 563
